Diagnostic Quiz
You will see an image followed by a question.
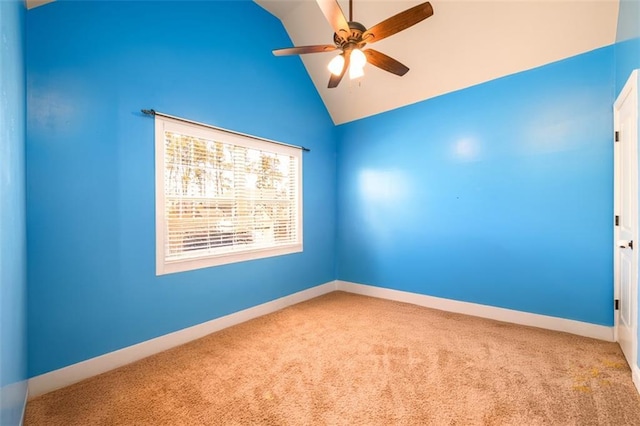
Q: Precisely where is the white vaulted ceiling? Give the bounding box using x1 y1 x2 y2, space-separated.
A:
255 0 620 124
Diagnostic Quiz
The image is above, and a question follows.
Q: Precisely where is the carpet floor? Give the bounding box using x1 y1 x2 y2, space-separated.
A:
25 291 640 425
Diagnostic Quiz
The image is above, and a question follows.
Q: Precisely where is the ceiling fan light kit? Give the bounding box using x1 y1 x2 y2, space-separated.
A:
272 0 434 89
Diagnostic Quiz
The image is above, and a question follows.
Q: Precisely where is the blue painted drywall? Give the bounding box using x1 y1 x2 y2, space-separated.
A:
0 0 27 424
336 46 615 326
614 37 640 97
26 0 336 377
616 0 640 372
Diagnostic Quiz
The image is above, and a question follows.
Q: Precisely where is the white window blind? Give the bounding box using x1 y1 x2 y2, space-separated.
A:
155 116 302 275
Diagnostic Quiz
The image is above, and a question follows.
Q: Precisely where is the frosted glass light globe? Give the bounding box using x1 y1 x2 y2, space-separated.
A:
350 48 367 69
327 55 345 76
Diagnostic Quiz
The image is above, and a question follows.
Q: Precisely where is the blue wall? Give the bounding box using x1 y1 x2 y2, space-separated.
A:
336 46 615 326
615 0 640 371
0 0 27 424
26 1 336 377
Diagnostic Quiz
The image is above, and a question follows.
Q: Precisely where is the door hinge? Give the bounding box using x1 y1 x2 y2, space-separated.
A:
615 215 620 226
615 299 620 310
615 131 620 142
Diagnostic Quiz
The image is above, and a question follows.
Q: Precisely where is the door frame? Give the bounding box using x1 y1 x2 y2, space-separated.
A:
613 69 639 381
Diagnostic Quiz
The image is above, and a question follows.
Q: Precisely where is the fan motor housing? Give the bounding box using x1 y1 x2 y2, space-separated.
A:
334 21 367 47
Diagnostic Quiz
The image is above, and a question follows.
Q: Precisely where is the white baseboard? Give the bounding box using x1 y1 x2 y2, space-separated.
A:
26 280 624 399
28 281 337 398
336 281 615 342
633 363 640 395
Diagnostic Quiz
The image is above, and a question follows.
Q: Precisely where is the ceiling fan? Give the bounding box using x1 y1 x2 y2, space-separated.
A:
272 0 434 88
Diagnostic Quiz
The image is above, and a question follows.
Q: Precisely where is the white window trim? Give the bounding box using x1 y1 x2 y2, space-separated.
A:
155 116 303 275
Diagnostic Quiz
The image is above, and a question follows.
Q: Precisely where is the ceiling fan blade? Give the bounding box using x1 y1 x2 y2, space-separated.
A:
365 49 409 76
362 2 433 44
328 50 351 88
273 45 337 56
316 0 350 41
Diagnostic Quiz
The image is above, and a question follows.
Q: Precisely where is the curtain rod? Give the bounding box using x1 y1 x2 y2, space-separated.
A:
141 109 310 152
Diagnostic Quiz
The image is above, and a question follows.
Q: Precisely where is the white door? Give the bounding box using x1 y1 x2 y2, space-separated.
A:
614 69 639 369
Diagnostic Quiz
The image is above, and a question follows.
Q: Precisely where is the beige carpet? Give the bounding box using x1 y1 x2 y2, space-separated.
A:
26 291 640 425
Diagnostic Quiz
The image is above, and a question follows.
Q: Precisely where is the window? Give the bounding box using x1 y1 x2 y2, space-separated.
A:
155 115 302 275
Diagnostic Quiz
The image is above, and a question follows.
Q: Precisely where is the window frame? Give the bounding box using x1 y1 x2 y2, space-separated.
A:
155 116 303 275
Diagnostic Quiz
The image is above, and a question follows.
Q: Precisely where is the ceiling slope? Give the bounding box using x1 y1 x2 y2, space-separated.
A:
25 0 55 10
256 0 619 124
